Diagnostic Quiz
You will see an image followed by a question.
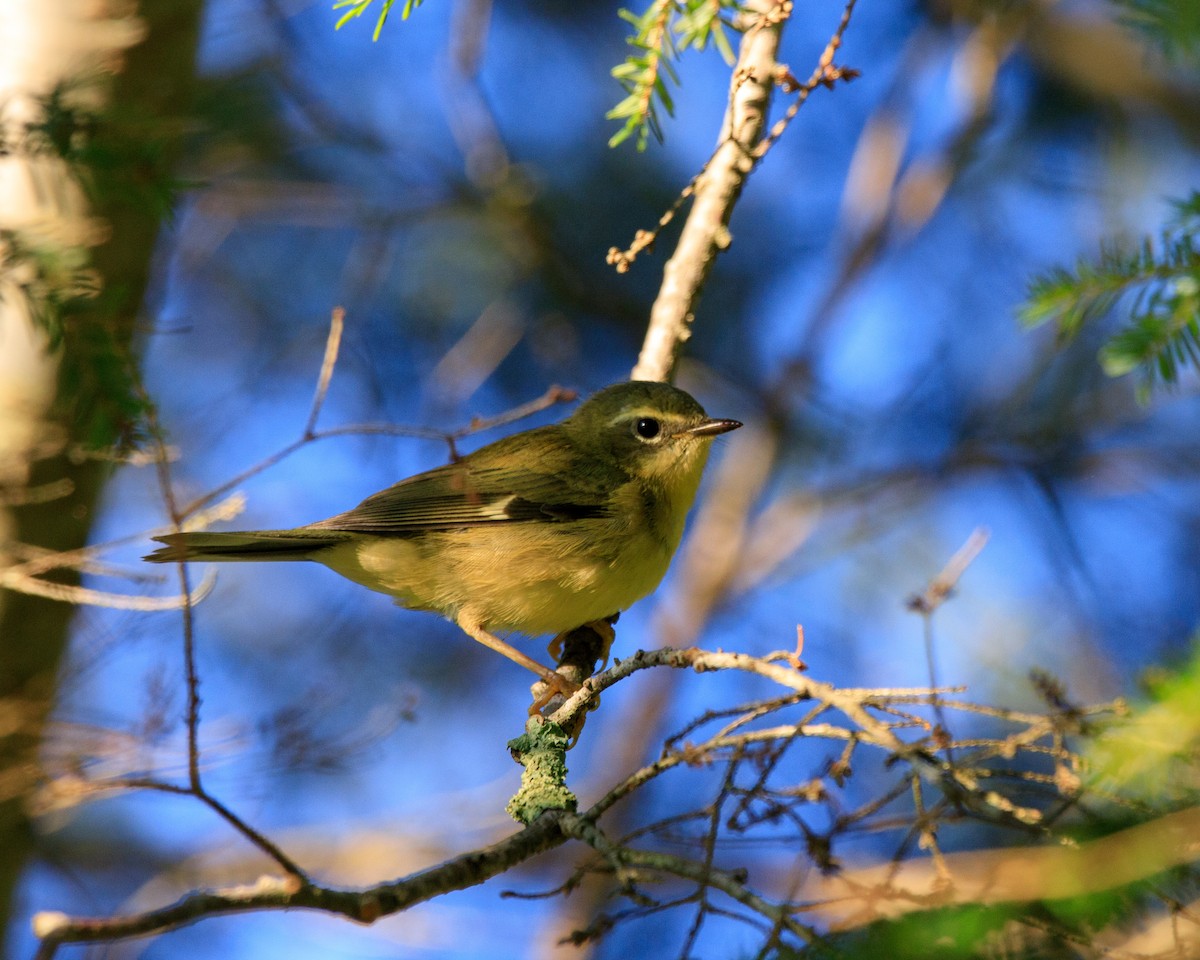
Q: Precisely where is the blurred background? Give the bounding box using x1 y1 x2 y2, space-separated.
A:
3 0 1199 957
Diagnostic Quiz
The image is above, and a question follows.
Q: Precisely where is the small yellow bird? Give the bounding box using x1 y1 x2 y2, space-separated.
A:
146 381 741 699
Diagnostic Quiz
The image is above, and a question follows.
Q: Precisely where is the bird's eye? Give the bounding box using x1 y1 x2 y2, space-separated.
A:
634 417 661 440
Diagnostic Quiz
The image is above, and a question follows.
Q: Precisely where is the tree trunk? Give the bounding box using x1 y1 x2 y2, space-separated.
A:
0 0 202 949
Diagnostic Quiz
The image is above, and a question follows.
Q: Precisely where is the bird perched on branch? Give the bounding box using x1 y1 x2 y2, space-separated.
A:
146 380 741 707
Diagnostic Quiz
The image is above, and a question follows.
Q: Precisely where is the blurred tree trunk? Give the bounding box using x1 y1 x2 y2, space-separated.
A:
0 0 202 949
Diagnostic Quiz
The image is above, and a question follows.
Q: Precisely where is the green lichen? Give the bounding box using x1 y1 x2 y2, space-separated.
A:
506 722 577 824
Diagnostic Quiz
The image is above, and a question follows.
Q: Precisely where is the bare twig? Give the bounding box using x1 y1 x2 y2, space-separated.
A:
303 306 344 439
0 565 215 610
680 745 744 958
557 811 819 944
135 373 312 884
906 527 990 616
0 477 73 507
753 0 860 163
906 526 991 752
455 384 577 444
181 379 574 520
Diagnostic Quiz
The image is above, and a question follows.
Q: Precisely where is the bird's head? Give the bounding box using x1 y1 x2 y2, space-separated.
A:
565 381 741 487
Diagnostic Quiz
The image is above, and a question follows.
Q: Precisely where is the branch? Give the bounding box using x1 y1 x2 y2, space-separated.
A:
625 0 860 382
558 811 819 944
0 563 215 611
629 0 788 383
793 805 1200 930
32 813 568 958
32 643 1126 956
547 646 933 760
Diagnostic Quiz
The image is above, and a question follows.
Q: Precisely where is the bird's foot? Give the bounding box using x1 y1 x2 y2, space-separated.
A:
528 670 582 716
546 614 618 666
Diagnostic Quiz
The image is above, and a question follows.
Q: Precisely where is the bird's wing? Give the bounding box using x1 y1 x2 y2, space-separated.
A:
306 428 617 534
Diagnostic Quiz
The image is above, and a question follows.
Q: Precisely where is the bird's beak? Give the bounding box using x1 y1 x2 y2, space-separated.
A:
686 418 742 437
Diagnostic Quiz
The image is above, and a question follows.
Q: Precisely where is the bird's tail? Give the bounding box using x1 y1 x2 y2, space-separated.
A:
144 529 352 563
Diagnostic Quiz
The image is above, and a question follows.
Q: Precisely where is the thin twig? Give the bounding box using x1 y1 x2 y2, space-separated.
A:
906 527 991 755
906 527 991 616
303 306 344 439
139 379 310 884
180 389 576 520
0 566 215 610
680 745 744 957
752 0 860 163
558 811 819 946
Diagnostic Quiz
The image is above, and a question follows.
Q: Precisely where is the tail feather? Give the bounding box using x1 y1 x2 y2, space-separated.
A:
145 529 351 563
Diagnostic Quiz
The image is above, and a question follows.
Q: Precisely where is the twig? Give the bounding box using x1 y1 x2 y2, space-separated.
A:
906 527 991 754
906 527 990 616
0 565 215 610
557 811 819 945
726 713 810 827
457 384 576 438
680 745 744 957
180 388 575 519
549 648 925 760
303 306 344 439
752 0 859 164
0 477 74 506
139 378 311 884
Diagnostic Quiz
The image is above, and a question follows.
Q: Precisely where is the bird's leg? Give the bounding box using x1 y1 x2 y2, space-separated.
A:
456 616 581 709
547 614 618 666
540 616 619 740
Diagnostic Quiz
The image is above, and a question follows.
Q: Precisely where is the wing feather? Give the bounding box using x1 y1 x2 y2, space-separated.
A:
306 427 616 535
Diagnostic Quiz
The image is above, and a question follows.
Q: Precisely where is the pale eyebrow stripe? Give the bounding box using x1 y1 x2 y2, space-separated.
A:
606 407 660 429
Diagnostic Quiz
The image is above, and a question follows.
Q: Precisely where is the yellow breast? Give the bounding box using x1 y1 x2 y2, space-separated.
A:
315 439 713 637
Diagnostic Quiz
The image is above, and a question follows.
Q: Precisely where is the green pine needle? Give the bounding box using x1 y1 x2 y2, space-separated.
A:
1022 192 1200 395
608 0 744 152
1111 0 1200 62
333 0 421 41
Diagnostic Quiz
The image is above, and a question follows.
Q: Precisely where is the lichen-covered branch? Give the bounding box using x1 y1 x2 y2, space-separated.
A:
30 643 1133 957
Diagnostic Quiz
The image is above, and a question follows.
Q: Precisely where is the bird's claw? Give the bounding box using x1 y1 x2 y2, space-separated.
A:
528 671 581 716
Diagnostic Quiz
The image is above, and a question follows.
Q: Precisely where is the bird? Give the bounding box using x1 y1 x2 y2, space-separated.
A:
146 380 741 704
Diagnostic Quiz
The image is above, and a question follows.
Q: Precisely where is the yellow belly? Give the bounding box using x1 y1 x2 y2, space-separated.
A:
318 522 674 636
